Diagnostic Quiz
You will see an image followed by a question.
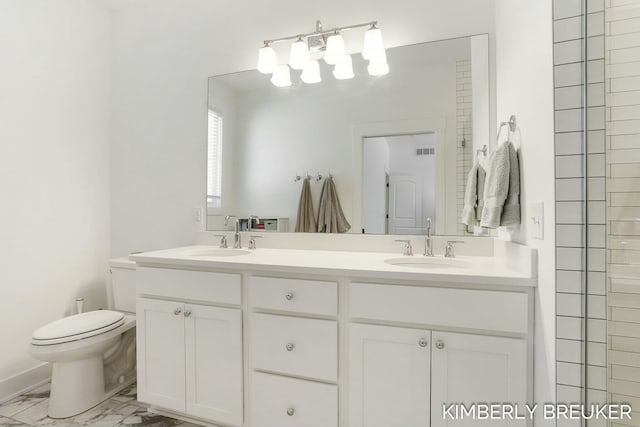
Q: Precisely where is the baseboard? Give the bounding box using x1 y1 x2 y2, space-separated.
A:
0 363 52 404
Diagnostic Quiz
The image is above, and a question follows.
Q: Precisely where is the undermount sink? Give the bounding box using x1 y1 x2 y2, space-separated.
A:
385 256 471 269
184 248 251 257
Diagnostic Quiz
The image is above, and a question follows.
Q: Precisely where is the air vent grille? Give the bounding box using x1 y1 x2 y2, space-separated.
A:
416 147 435 156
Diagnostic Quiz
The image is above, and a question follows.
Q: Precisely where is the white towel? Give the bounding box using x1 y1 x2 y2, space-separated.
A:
461 162 486 227
480 141 520 228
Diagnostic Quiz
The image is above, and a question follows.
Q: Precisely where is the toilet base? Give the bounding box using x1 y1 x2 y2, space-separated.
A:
48 356 106 418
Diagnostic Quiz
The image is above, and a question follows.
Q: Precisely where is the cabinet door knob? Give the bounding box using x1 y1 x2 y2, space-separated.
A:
286 342 295 352
285 291 295 301
435 340 445 350
174 308 182 316
418 338 428 348
184 310 192 318
286 407 295 416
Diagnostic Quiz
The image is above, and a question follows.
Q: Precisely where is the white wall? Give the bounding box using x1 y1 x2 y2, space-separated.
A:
494 0 556 421
0 0 111 397
107 0 496 256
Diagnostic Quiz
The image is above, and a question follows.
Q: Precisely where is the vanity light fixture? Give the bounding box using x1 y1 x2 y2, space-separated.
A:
333 54 355 80
367 50 389 76
289 37 310 70
301 59 322 83
362 24 385 61
257 19 388 86
270 64 292 87
324 32 346 65
257 43 277 74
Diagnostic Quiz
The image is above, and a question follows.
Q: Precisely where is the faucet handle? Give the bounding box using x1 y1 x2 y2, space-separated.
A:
248 235 262 250
213 235 228 248
444 240 464 258
395 239 414 256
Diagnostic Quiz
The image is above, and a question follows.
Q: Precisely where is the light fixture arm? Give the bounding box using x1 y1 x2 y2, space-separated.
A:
263 20 378 45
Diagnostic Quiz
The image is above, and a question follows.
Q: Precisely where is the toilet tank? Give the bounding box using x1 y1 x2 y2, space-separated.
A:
109 258 136 313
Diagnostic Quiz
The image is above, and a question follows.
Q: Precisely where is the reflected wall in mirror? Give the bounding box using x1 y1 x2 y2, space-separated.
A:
206 34 491 235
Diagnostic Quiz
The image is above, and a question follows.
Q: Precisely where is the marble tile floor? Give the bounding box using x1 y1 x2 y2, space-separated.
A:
0 383 198 427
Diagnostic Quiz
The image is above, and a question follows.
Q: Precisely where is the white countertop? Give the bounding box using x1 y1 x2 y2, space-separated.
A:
130 245 536 288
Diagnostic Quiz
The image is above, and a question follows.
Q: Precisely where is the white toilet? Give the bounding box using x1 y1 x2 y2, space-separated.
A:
30 258 137 419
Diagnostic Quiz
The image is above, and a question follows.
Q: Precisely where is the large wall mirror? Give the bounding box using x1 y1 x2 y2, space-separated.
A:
206 34 491 236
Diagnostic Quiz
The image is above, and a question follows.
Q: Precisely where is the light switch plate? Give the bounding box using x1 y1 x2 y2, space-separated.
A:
193 207 205 232
529 202 544 240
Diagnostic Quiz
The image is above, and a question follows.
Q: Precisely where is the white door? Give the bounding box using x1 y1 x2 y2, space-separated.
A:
136 298 186 412
431 332 528 426
185 304 243 426
349 324 431 427
388 175 423 234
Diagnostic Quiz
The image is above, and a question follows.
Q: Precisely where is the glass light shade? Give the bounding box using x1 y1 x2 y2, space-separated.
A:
362 27 385 61
289 39 310 70
333 54 354 80
270 64 292 87
257 45 277 74
301 59 322 84
367 57 389 76
324 33 345 65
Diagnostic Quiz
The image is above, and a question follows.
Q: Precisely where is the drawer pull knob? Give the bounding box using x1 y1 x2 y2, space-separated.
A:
286 342 295 352
435 340 445 350
174 308 182 316
285 292 295 301
286 407 295 416
418 338 428 348
184 310 192 318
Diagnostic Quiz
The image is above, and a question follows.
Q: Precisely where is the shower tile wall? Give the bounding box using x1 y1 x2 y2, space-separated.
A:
553 0 609 421
456 59 473 235
605 1 640 425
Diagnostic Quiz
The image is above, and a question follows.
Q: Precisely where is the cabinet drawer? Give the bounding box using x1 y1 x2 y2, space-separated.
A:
137 267 241 305
248 276 337 316
250 314 337 382
250 372 337 427
350 283 529 334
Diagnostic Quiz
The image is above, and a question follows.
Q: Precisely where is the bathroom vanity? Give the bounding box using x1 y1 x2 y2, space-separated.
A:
131 240 535 427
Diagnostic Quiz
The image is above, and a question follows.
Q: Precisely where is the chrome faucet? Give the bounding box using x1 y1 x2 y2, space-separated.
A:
395 239 414 256
248 215 260 232
444 240 464 258
224 215 242 248
424 217 434 257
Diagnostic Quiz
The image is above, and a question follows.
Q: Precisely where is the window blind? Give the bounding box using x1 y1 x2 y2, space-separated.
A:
207 109 223 208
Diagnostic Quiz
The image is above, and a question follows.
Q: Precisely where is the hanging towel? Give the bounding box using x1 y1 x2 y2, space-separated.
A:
480 141 521 228
461 162 486 227
317 177 351 233
295 177 317 232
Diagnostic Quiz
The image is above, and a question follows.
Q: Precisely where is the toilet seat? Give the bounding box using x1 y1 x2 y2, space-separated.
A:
32 310 125 346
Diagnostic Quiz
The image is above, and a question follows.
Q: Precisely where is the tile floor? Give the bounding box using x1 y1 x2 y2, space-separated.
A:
0 383 198 427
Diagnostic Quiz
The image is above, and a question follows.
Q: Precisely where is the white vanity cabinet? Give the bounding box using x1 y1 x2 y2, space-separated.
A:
136 267 244 427
349 282 531 427
132 247 535 427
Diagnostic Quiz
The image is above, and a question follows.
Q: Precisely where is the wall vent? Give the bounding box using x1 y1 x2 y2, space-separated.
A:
416 147 435 156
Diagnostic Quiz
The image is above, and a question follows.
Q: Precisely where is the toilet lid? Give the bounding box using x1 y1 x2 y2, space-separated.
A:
32 310 125 345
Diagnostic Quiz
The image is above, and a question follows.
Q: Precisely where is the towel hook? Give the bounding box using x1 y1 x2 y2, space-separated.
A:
294 173 301 182
316 173 323 182
476 145 488 159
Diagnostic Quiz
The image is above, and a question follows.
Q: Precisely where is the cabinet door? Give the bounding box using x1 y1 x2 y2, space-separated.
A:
136 298 186 412
349 324 431 427
185 304 243 426
431 332 528 427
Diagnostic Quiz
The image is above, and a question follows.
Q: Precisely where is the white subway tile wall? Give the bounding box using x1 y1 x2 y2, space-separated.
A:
606 1 640 424
456 60 473 235
553 0 611 414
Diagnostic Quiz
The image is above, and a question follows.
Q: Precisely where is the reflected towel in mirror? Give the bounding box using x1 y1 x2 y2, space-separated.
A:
295 177 317 232
317 177 351 233
461 162 486 227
